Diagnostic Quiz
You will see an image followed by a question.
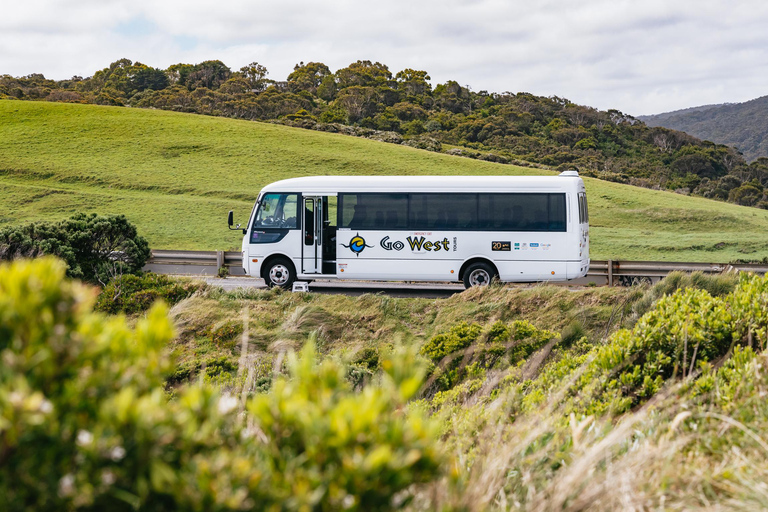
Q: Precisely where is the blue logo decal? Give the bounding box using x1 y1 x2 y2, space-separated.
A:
342 233 373 257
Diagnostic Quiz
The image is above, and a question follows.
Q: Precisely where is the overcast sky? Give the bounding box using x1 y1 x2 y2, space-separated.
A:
3 0 767 116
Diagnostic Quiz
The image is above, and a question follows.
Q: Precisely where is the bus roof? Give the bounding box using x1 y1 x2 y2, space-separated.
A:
260 173 584 195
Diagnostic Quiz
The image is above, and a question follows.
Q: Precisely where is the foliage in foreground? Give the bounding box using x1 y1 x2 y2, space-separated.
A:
418 272 768 510
0 258 442 511
0 212 150 285
94 272 206 314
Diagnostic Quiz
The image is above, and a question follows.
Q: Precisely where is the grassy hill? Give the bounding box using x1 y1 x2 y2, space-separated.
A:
2 99 768 262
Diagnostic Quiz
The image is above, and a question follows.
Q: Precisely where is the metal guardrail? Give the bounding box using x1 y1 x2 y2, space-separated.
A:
146 250 768 285
148 250 242 267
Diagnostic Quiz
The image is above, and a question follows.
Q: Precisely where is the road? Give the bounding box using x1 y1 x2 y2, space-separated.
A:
200 276 467 298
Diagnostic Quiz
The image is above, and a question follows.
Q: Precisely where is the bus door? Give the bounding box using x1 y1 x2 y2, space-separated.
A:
302 196 321 274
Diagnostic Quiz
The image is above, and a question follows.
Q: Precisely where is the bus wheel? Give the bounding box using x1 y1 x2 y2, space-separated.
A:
264 258 295 289
463 262 496 289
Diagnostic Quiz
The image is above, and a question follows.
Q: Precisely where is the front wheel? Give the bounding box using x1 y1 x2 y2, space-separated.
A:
264 258 296 289
463 262 497 289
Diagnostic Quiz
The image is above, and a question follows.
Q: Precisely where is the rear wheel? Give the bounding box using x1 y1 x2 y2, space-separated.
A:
463 262 497 289
264 258 295 289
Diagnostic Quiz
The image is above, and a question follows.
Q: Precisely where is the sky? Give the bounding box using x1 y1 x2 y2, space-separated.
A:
2 0 768 116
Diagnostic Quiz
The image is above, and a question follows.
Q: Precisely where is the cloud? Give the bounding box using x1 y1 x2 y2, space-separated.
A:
3 0 768 115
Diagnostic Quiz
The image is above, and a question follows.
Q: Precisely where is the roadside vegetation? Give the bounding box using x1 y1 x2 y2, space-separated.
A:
4 59 768 210
3 100 768 262
5 255 768 510
0 212 150 285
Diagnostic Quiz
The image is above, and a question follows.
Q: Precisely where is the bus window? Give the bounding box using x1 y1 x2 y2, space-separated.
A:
409 194 477 230
578 193 589 224
304 198 315 246
548 194 566 231
326 196 338 227
253 193 298 229
340 193 408 229
478 194 566 232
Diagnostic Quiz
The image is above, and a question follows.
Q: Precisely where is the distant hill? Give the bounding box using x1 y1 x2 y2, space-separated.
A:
639 96 768 163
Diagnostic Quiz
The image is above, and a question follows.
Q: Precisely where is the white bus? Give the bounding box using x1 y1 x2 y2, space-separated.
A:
228 171 589 289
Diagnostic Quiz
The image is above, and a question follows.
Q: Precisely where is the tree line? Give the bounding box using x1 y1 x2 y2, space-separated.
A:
3 58 768 208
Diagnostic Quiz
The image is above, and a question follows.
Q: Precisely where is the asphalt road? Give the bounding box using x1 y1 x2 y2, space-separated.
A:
200 276 467 298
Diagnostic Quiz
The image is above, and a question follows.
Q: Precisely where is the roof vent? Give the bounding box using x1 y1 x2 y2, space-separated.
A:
559 169 579 177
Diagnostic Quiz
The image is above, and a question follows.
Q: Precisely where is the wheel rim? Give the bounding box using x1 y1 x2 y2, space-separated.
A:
468 268 491 286
269 264 290 286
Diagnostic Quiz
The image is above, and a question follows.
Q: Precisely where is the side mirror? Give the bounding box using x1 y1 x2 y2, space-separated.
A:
228 211 246 234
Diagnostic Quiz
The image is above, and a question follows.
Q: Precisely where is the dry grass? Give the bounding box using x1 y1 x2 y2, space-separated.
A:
158 273 768 510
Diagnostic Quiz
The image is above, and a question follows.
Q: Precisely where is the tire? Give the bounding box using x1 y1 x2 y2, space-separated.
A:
263 258 296 289
463 262 497 289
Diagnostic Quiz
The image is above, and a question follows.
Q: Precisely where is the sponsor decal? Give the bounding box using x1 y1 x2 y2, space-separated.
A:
530 242 539 248
341 233 373 256
492 241 511 251
514 242 520 250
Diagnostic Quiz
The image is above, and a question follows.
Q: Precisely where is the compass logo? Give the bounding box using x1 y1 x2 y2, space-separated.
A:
342 233 373 256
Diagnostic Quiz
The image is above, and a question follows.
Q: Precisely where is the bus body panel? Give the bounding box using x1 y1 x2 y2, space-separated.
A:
245 230 303 278
335 229 573 282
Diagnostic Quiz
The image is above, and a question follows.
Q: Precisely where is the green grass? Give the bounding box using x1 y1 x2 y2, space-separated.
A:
2 99 768 261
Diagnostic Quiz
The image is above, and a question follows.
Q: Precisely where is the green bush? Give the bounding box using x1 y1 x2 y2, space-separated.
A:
0 212 150 285
95 272 205 314
521 275 768 418
421 320 557 391
632 270 738 320
0 258 443 511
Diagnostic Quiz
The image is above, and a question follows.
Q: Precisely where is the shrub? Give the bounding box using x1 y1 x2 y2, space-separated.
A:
421 320 557 391
0 212 150 285
0 257 442 511
95 272 205 314
632 270 738 319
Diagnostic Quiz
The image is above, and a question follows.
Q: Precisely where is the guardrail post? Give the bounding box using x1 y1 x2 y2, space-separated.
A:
608 259 613 287
216 251 224 269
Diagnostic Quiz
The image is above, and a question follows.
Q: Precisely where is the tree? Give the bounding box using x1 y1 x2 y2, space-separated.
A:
395 68 432 98
166 63 195 86
0 213 150 285
128 64 169 93
287 61 331 94
335 60 393 89
334 86 381 123
317 74 338 101
186 60 231 90
239 61 270 92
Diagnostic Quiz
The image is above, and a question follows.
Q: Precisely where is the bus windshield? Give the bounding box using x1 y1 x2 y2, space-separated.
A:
253 193 298 229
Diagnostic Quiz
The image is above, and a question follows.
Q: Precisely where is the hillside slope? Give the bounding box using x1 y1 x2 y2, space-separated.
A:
6 60 768 209
2 99 768 262
640 95 768 162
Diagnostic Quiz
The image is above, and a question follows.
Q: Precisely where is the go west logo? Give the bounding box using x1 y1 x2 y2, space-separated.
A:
342 233 373 257
381 235 451 252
